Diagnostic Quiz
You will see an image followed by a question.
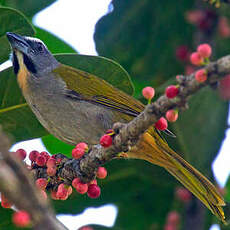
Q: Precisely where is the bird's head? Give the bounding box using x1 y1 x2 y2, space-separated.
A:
6 32 59 77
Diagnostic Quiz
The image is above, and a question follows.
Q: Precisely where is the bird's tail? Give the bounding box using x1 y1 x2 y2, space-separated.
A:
127 129 226 224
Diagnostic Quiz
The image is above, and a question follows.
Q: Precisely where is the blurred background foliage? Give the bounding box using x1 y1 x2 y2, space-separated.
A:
0 0 230 229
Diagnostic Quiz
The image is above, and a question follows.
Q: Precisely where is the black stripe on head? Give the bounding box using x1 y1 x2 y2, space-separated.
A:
22 53 37 74
12 51 19 74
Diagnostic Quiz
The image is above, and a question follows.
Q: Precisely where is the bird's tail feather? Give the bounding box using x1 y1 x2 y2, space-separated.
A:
127 130 226 223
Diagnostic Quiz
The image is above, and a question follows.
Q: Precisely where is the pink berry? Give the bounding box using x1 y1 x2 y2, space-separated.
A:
197 43 212 58
16 149 27 160
72 147 85 159
29 150 39 162
36 178 48 190
164 224 176 230
195 69 207 83
218 74 230 100
155 117 168 131
96 167 107 179
175 45 189 62
218 17 230 38
87 184 101 199
190 52 204 66
165 85 179 99
40 151 50 161
175 187 192 203
167 211 180 226
12 211 30 228
1 194 12 208
75 182 88 194
76 142 88 151
67 186 73 196
56 183 68 199
36 155 46 166
47 166 57 176
51 190 58 200
100 134 113 147
166 110 178 122
185 10 204 25
46 158 56 168
72 178 81 189
185 65 195 75
79 226 94 230
142 86 155 100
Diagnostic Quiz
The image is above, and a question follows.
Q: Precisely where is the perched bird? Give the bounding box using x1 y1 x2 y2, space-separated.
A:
6 32 226 223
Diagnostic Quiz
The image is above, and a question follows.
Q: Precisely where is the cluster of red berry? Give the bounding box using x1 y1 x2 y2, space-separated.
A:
142 85 179 132
1 145 108 228
164 187 192 230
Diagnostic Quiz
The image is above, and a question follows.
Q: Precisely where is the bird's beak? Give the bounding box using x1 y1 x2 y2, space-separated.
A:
6 32 29 54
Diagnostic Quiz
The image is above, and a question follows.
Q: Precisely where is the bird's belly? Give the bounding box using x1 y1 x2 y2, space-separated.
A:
26 94 120 145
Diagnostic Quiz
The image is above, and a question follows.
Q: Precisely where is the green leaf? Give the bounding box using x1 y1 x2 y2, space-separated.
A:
94 0 195 98
0 53 133 143
35 26 76 54
0 7 35 63
2 0 56 17
55 54 134 95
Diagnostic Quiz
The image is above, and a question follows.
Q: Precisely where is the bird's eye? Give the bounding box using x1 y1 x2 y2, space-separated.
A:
37 43 44 52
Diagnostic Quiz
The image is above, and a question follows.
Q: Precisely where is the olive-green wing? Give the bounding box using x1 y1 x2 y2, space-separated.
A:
53 64 144 116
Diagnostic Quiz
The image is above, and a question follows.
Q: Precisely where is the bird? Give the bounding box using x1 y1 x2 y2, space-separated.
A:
6 32 226 223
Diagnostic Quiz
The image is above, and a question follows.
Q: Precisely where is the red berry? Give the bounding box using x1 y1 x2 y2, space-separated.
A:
72 147 85 159
75 182 88 194
218 74 230 100
46 158 56 168
166 110 178 122
87 184 101 199
12 211 30 228
96 167 107 179
36 178 48 190
190 52 204 66
165 85 179 99
56 183 68 199
51 190 58 200
67 186 73 196
1 194 12 208
164 224 176 230
36 155 46 166
195 69 207 83
175 45 189 62
167 211 180 226
47 166 57 176
175 187 192 203
40 151 50 161
29 150 39 162
16 149 27 160
154 117 168 131
76 142 88 151
197 43 212 58
72 178 81 189
218 17 230 38
142 86 155 100
100 134 113 147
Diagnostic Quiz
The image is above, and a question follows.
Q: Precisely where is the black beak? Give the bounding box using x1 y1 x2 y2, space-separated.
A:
6 32 29 53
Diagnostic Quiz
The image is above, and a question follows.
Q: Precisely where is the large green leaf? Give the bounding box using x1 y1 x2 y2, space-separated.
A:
0 54 133 143
0 7 35 63
94 0 195 98
1 0 56 18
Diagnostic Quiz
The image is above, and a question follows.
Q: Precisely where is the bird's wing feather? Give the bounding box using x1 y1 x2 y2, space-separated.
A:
53 64 144 117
